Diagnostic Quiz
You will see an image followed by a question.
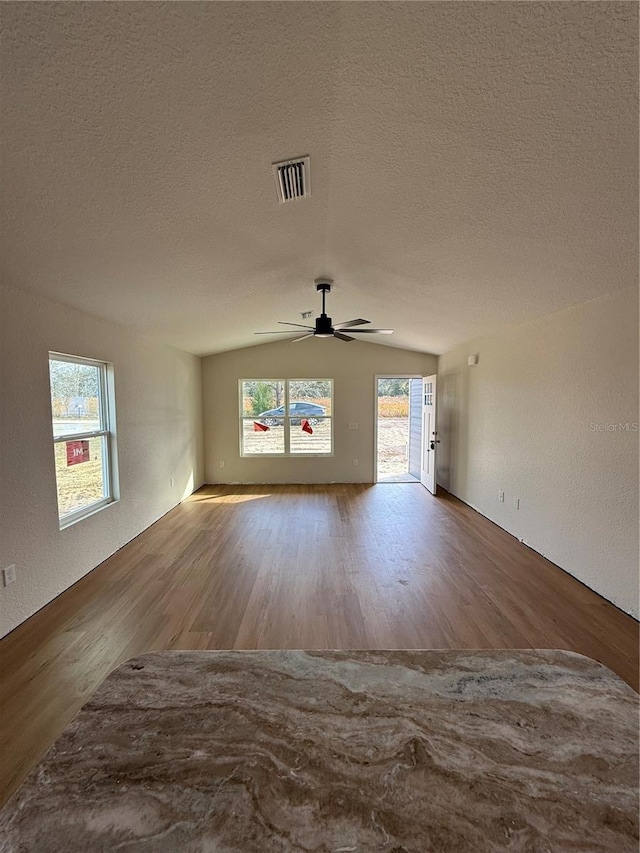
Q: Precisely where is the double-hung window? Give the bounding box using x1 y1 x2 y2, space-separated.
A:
240 379 332 456
49 353 117 527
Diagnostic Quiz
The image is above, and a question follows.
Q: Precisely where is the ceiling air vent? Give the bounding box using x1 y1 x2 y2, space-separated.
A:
272 156 311 204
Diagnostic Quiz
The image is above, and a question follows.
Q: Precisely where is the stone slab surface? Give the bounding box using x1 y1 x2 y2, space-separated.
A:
0 649 638 852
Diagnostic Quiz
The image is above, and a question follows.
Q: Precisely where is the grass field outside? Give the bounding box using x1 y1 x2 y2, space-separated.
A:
53 435 106 518
377 417 412 478
242 418 332 454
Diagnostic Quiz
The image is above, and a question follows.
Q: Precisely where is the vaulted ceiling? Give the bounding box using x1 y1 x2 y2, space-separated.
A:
1 2 637 356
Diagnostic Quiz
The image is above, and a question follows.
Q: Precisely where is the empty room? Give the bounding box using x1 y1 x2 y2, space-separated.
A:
0 2 638 850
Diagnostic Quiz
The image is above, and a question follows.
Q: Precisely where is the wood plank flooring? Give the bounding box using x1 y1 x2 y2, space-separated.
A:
1 484 638 806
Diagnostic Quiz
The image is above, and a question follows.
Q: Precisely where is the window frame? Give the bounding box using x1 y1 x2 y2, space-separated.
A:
239 378 333 457
49 352 117 528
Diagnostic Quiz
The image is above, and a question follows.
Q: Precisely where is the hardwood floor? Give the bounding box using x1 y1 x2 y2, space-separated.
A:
1 484 638 806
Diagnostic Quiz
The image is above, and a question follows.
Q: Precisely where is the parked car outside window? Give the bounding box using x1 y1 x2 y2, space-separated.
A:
257 401 325 426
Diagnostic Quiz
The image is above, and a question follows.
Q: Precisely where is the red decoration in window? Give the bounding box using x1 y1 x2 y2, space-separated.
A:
301 419 313 435
66 440 90 466
253 422 270 432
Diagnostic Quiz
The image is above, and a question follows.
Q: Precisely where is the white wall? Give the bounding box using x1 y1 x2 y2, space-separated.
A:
437 287 639 617
202 338 437 484
0 285 204 638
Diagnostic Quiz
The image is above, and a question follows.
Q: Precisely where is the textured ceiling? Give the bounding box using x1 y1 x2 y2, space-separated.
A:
1 2 637 356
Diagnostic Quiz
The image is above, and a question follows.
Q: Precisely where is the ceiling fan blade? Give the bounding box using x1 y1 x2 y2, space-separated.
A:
278 321 315 329
290 334 315 343
334 319 371 329
333 332 355 342
255 331 305 335
347 328 394 334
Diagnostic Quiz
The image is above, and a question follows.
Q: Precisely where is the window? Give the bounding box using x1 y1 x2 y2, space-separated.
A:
240 379 332 456
49 353 117 527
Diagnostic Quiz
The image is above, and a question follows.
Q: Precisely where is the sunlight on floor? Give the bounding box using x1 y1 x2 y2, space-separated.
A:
188 493 271 504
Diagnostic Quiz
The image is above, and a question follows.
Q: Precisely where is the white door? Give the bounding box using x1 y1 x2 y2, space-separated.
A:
420 375 438 494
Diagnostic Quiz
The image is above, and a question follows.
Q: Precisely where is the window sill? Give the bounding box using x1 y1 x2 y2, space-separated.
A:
240 453 334 459
59 496 118 530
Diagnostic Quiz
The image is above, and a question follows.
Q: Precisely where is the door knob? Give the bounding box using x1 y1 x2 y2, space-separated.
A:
430 439 441 450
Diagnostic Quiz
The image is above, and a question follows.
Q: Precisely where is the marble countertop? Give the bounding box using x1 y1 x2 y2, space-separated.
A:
1 649 638 852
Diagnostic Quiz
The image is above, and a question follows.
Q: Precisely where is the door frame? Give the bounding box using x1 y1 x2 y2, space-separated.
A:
373 374 423 483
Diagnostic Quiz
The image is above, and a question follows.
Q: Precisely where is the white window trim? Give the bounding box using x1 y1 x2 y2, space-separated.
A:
49 352 118 528
239 378 333 457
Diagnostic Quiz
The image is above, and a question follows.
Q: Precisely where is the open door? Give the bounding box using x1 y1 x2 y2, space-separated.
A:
375 377 421 483
420 375 438 494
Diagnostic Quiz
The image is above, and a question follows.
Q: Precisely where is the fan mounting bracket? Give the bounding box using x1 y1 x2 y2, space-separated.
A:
314 278 333 294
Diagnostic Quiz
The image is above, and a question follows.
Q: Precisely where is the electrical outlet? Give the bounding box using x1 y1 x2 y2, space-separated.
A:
353 458 358 466
348 422 359 430
514 497 520 510
3 565 16 587
498 490 505 503
219 460 225 468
